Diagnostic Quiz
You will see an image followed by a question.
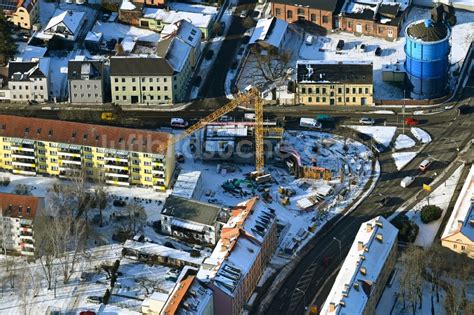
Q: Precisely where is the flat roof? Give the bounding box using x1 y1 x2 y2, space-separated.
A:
162 195 221 226
296 60 373 84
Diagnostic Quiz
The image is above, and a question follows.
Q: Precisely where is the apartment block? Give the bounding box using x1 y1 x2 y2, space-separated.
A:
0 115 175 190
110 57 190 105
68 58 105 104
321 216 398 314
197 197 278 315
0 193 44 256
441 165 474 258
8 59 50 103
296 60 373 106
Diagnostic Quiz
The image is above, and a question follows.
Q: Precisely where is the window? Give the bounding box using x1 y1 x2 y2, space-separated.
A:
275 8 281 16
287 10 293 19
338 87 342 94
297 8 304 15
365 88 369 94
359 88 362 93
461 245 466 251
123 96 126 100
338 97 342 102
163 78 167 82
353 97 356 102
115 86 119 91
143 95 146 101
301 87 306 94
379 27 384 33
310 14 316 22
308 88 312 94
122 86 126 91
322 16 328 23
164 86 168 91
87 85 90 89
150 95 154 100
388 29 393 37
132 78 136 83
346 97 349 102
316 97 320 102
142 86 146 91
322 88 326 94
115 78 118 83
353 88 356 94
316 88 320 94
322 97 326 102
308 97 312 103
453 244 457 249
149 78 153 82
348 21 352 28
116 96 119 100
132 86 137 91
121 78 125 83
150 86 153 91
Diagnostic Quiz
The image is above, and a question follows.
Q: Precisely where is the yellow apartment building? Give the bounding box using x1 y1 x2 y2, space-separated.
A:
6 0 39 30
0 115 175 190
296 60 373 106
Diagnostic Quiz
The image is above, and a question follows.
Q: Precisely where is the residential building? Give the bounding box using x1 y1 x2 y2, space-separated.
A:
43 9 85 41
172 170 202 200
0 115 175 190
321 216 398 314
197 197 278 315
296 60 373 106
8 58 50 103
68 57 105 104
6 0 39 29
122 240 204 268
441 165 474 258
110 56 191 105
249 17 290 51
132 0 166 7
339 0 409 41
271 0 345 30
161 195 227 245
161 19 202 67
0 193 44 256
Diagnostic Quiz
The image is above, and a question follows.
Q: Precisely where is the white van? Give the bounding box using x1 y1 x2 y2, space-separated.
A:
305 35 314 46
244 113 256 121
419 158 432 172
400 176 415 188
300 118 321 129
171 118 188 128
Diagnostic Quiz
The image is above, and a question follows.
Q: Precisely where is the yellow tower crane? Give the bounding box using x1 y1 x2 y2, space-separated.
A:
170 88 270 176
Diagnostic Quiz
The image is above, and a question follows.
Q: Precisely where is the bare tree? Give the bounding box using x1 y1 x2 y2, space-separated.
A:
136 276 166 296
35 213 56 290
119 202 147 236
1 255 18 289
444 270 466 315
93 171 108 228
399 245 426 314
16 267 32 315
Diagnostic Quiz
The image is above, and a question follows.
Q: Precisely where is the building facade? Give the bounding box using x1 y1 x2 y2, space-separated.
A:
161 195 225 245
271 0 345 30
0 115 175 190
8 59 50 103
68 58 105 104
321 216 398 314
296 60 373 106
8 0 39 29
0 193 44 256
110 57 190 105
197 198 278 315
441 165 474 258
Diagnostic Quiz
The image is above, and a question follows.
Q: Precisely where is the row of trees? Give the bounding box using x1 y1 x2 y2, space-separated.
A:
0 11 16 65
399 244 474 314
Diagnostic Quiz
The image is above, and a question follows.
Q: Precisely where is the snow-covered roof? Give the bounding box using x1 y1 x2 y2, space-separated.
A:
168 2 218 15
143 8 213 29
123 240 204 266
249 17 288 48
442 165 474 242
206 125 248 137
161 20 202 49
166 37 192 72
121 35 137 53
321 216 398 314
44 9 85 36
92 21 160 43
120 0 136 11
172 170 201 199
197 198 276 296
85 31 103 42
18 45 47 61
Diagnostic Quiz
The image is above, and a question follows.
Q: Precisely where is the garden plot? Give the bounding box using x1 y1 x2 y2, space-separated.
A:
394 134 416 150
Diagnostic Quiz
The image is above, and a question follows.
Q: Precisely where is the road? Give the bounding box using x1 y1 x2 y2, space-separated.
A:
264 75 474 314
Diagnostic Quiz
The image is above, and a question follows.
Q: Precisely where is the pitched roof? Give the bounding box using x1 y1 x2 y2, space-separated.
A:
0 193 42 220
45 9 85 35
0 115 172 155
296 60 373 84
271 0 345 13
162 195 221 226
109 57 174 76
8 60 48 80
249 17 288 48
68 59 104 80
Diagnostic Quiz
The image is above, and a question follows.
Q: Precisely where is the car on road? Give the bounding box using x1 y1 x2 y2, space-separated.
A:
87 296 102 304
300 117 321 129
205 50 214 60
359 117 375 125
404 117 419 126
171 118 189 128
377 196 392 207
419 158 433 172
400 176 415 188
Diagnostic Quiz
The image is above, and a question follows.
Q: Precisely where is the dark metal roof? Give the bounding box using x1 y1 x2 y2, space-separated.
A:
407 20 448 42
110 57 174 76
8 61 46 79
378 3 400 19
271 0 346 13
162 195 221 226
297 62 373 84
67 60 104 80
0 0 18 11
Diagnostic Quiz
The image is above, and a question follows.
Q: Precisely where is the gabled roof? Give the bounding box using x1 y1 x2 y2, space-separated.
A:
271 0 345 13
161 19 202 49
8 59 49 80
44 9 85 35
110 57 174 76
249 17 288 48
0 193 42 220
68 59 104 80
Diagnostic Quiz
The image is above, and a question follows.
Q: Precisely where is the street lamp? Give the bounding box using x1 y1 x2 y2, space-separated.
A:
295 287 307 312
333 237 342 262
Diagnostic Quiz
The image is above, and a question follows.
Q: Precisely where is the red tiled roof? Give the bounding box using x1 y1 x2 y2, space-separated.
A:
163 274 195 315
0 115 171 154
0 192 41 219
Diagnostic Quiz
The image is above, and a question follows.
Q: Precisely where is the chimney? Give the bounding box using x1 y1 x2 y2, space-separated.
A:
376 233 383 242
457 220 464 229
376 220 383 228
357 241 364 250
360 267 367 275
354 282 360 291
366 223 373 232
329 302 336 312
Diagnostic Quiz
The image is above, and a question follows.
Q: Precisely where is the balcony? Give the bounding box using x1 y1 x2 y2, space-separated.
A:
105 156 128 163
105 172 130 179
152 167 165 176
60 158 82 166
20 235 34 242
105 160 129 170
20 247 35 256
12 150 35 159
12 160 36 168
153 160 164 167
11 144 35 152
13 169 36 176
106 179 130 186
58 151 81 158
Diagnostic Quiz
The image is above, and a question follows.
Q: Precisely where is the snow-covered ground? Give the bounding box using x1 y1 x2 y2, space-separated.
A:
392 151 418 170
411 127 432 144
406 165 464 248
394 134 416 150
346 125 397 147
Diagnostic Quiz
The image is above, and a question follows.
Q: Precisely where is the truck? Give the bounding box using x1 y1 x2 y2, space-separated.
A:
300 118 321 129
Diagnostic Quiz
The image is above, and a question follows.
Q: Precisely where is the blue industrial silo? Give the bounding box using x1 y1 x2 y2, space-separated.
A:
404 19 451 99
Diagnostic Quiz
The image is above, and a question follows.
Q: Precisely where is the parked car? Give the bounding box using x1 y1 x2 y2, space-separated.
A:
358 43 366 52
419 158 433 172
404 117 419 126
336 39 345 51
300 118 321 129
171 118 189 128
458 105 472 115
377 196 392 207
205 49 214 60
374 46 383 56
359 117 375 125
400 176 415 188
